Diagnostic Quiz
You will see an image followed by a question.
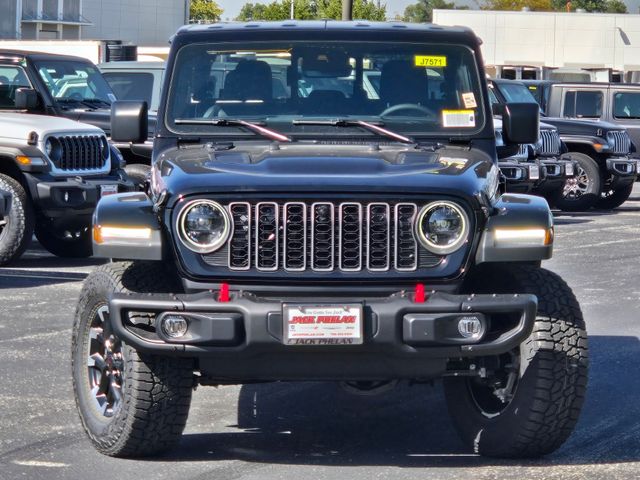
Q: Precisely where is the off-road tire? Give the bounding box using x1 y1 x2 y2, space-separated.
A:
125 163 151 192
0 173 34 265
444 265 588 458
596 182 634 210
35 223 92 258
554 152 601 211
72 261 194 457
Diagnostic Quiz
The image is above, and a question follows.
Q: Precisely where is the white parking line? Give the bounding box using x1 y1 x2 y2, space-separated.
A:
0 272 85 281
12 460 69 468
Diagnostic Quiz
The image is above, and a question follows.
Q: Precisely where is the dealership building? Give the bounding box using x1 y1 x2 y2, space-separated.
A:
0 0 188 45
433 10 640 80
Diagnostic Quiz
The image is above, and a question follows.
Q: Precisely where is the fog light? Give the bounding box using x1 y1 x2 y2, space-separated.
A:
458 316 482 339
161 315 189 338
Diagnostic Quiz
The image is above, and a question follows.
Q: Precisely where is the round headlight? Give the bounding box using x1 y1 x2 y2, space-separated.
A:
45 137 62 162
415 201 469 255
177 200 231 253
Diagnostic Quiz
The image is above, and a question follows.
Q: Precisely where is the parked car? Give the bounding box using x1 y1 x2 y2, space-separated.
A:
98 61 165 112
0 112 132 263
492 79 637 210
489 86 576 201
72 21 588 460
0 50 155 187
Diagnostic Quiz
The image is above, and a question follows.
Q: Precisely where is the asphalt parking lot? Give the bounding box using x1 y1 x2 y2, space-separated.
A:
0 188 639 480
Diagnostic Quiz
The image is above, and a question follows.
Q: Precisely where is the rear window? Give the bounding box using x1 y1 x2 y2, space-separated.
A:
563 91 602 119
613 92 640 119
0 65 32 109
103 72 154 106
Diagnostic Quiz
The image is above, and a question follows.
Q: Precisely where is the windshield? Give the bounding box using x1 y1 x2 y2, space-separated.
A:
166 41 486 139
495 82 537 104
33 59 115 105
0 65 32 109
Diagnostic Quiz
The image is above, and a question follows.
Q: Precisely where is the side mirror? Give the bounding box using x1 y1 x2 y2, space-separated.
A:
111 101 148 143
500 102 539 145
15 88 40 110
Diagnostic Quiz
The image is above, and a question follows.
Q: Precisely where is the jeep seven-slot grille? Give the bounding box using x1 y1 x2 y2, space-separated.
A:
539 129 561 156
609 131 631 155
217 201 442 273
53 135 106 171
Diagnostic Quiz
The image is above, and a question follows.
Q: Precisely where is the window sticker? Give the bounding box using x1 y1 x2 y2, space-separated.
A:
414 55 447 68
442 110 475 128
462 92 477 109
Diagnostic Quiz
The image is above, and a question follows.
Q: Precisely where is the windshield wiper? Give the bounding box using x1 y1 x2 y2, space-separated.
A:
292 119 414 144
175 118 291 142
55 97 102 111
82 98 111 107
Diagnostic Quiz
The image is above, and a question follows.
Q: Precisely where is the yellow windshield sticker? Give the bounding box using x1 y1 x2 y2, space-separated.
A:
528 85 537 90
442 110 475 128
415 55 447 68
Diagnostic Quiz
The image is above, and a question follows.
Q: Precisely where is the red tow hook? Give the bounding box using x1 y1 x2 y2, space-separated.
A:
414 283 427 303
217 282 230 303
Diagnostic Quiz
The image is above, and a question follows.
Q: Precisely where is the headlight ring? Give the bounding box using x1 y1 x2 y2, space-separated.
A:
45 137 62 163
177 199 232 254
415 201 469 255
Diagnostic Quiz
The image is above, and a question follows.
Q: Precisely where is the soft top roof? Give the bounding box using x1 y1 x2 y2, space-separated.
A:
0 49 93 64
172 20 479 48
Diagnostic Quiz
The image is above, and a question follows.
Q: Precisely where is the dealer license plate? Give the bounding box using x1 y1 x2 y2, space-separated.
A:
100 184 118 197
283 304 363 346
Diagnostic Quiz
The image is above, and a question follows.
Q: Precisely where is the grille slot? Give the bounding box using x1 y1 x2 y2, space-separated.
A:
52 135 106 171
255 202 279 271
539 129 561 156
367 203 390 271
228 202 251 270
339 203 363 271
394 203 418 271
209 201 444 273
609 131 631 155
283 202 307 271
311 202 335 271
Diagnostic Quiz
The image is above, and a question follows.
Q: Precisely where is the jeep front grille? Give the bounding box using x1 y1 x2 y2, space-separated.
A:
216 201 442 273
609 131 631 155
539 129 561 156
53 135 107 171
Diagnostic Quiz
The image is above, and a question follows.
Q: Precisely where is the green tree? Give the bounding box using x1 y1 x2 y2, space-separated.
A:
236 0 387 21
482 0 554 10
604 0 628 12
189 0 223 22
403 0 468 23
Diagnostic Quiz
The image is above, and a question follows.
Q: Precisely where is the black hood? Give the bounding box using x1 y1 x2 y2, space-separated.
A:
541 116 622 137
154 142 499 208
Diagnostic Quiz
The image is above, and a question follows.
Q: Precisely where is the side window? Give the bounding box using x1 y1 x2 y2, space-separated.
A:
0 65 32 109
613 92 640 119
575 91 603 118
562 91 576 118
103 72 154 106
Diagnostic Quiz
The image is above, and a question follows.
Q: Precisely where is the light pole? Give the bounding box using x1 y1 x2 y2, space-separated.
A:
291 0 294 19
342 0 353 20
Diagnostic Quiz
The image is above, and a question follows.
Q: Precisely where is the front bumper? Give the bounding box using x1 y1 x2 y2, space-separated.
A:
24 171 134 217
606 157 637 177
499 161 544 193
109 289 537 381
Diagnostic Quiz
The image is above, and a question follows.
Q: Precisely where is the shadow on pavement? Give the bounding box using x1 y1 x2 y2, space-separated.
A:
163 335 640 468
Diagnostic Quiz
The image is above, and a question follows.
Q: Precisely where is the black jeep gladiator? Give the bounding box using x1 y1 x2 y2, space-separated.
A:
72 21 588 459
497 79 637 210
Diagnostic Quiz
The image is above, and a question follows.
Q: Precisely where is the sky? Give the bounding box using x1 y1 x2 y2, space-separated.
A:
214 0 475 21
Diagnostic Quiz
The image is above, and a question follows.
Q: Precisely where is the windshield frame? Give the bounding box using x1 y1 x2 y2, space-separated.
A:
163 40 488 141
32 58 116 107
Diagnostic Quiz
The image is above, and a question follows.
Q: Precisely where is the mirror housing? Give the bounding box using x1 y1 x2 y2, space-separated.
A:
15 88 40 110
498 102 539 145
110 101 148 143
